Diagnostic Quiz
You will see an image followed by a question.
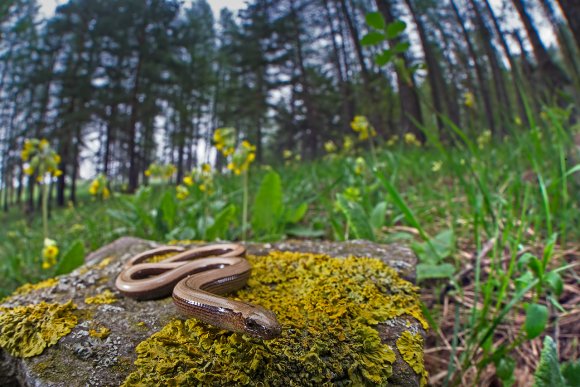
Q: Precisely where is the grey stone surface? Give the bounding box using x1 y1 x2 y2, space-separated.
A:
0 237 423 386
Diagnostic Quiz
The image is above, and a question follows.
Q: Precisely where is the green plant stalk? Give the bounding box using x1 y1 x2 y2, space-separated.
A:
42 180 49 240
242 169 248 242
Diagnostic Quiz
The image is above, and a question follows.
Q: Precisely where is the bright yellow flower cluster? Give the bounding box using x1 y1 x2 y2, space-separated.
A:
354 157 366 176
404 133 421 147
20 138 62 182
144 163 176 181
177 163 214 200
350 116 377 141
213 128 236 157
464 91 475 108
227 141 256 175
42 238 59 270
324 141 337 153
386 135 399 146
88 174 111 200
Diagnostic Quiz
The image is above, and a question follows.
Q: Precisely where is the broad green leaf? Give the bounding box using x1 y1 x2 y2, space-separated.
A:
525 303 548 339
385 20 406 39
159 190 177 230
365 12 385 30
528 256 543 278
361 31 385 46
375 49 393 66
545 271 563 296
206 204 236 240
515 271 534 292
416 263 455 281
413 229 454 264
55 240 85 275
370 201 388 230
392 41 410 53
251 170 283 233
335 194 375 241
285 202 308 224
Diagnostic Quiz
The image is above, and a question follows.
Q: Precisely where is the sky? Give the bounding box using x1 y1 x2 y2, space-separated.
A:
38 0 247 17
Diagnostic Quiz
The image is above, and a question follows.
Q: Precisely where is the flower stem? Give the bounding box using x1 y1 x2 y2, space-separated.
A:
41 179 49 240
242 170 248 242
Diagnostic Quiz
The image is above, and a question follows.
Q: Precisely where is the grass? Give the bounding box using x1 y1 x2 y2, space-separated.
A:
1 108 578 384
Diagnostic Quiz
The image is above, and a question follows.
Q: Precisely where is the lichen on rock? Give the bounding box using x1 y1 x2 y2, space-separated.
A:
0 300 78 358
122 251 426 385
397 330 427 386
84 289 118 305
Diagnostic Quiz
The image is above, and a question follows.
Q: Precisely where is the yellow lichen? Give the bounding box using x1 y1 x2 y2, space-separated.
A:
396 330 428 386
122 251 426 385
96 256 113 269
88 326 111 339
0 301 77 358
84 289 118 305
11 277 59 296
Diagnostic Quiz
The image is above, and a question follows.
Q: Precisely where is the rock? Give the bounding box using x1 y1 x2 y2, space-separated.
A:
0 238 426 386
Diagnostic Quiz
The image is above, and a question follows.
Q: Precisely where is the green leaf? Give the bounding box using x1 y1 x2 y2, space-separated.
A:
392 41 410 53
159 190 177 230
365 12 386 30
561 360 580 387
413 229 454 265
55 240 85 275
206 204 236 240
251 170 283 233
525 303 548 339
515 271 534 292
370 201 388 230
374 49 393 66
534 336 566 386
361 31 385 46
528 256 543 279
335 194 375 241
285 202 308 224
496 356 516 386
416 263 455 281
385 20 406 39
545 271 564 296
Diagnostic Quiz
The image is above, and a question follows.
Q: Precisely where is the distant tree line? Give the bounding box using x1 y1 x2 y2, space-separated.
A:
0 0 578 211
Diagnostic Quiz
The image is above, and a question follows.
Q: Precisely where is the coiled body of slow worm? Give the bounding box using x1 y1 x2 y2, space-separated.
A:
115 243 281 340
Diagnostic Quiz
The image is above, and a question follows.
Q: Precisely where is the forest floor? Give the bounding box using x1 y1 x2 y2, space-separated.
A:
1 120 579 385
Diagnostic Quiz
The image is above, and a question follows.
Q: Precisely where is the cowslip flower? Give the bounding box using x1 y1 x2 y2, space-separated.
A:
176 185 189 200
324 141 337 153
464 92 475 108
350 115 377 140
42 238 59 270
404 133 421 147
432 161 443 172
354 157 366 175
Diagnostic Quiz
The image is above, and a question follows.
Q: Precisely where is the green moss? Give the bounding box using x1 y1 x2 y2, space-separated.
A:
84 289 118 305
123 251 426 386
0 300 78 358
396 331 427 386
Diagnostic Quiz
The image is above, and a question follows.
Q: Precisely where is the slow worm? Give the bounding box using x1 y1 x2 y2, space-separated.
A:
115 243 281 340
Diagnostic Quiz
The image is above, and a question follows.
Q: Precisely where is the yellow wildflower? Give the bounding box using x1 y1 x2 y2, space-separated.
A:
283 150 293 159
39 139 49 150
343 136 354 152
477 129 492 149
53 169 63 177
431 161 442 172
24 166 34 175
144 169 152 177
404 133 421 147
202 163 211 173
464 91 474 108
183 176 194 186
324 141 337 153
514 116 522 126
387 135 399 146
176 185 189 200
295 154 302 162
354 157 366 175
343 187 361 202
43 245 59 260
350 115 377 141
102 187 110 200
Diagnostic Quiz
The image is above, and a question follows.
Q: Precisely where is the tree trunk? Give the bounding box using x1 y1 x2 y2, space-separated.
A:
512 0 570 96
450 0 496 133
374 0 424 141
557 0 580 50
